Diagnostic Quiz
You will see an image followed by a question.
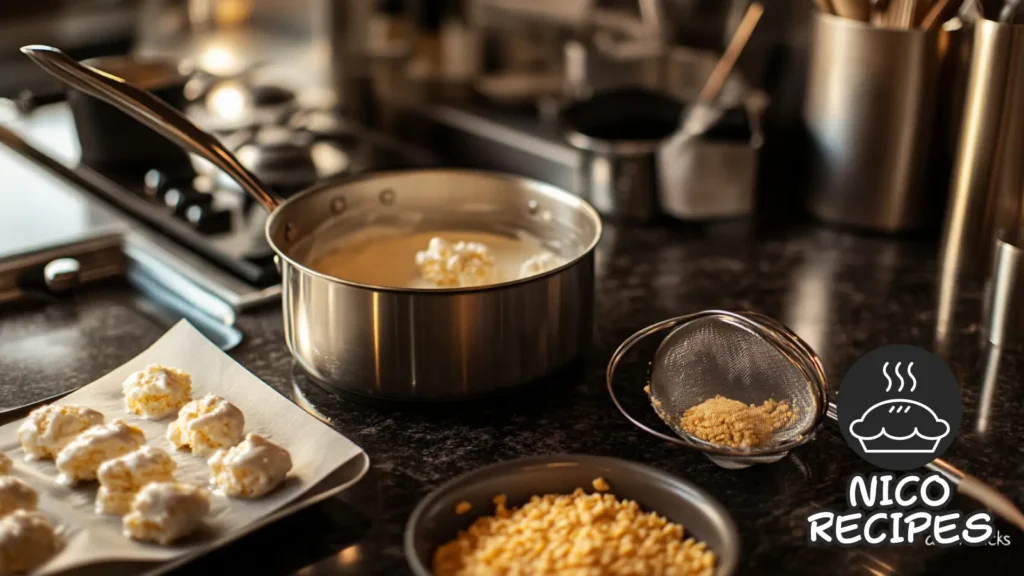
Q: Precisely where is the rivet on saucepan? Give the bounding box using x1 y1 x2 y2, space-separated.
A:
284 223 296 243
527 199 540 214
331 197 347 214
379 188 396 206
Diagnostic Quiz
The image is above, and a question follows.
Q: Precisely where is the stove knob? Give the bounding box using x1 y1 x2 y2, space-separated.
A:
185 205 232 235
143 169 170 201
250 84 295 107
164 187 212 216
43 258 81 294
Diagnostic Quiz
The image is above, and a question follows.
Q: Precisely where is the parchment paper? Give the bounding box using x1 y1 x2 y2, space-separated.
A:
0 320 365 574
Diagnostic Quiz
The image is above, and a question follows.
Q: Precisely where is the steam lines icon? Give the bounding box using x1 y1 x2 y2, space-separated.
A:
881 362 916 392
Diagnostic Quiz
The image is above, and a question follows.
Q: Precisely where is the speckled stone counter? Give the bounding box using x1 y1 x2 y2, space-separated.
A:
2 222 1021 575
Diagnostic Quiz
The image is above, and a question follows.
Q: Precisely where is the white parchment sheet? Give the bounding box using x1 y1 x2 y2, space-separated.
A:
0 320 365 574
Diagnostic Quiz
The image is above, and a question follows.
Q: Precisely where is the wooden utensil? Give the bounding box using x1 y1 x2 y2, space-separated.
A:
1000 0 1024 22
901 0 917 27
832 0 872 20
661 2 764 171
812 0 837 15
878 0 902 27
922 0 957 28
869 0 890 25
697 2 764 103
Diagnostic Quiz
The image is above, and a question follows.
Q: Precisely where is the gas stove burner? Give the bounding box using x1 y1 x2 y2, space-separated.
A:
232 126 349 195
195 80 297 134
250 84 296 108
235 126 316 193
289 110 361 143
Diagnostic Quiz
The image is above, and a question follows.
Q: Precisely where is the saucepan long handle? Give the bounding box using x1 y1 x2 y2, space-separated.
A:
20 45 282 212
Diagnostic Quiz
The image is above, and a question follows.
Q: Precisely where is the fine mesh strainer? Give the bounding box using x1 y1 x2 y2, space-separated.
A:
608 310 828 469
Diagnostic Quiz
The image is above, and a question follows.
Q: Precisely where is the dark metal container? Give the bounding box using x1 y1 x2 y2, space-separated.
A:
68 55 191 174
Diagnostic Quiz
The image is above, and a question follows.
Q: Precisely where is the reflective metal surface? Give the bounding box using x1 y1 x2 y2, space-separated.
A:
984 228 1024 348
940 18 1024 280
565 130 661 222
803 14 961 231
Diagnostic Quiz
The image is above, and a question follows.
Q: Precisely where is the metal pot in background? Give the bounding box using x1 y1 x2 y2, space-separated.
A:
659 94 765 221
26 45 602 402
561 87 765 223
68 55 192 176
562 39 750 105
562 89 679 221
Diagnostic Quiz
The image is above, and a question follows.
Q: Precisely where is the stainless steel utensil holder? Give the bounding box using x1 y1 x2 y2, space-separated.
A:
803 14 963 232
941 18 1024 281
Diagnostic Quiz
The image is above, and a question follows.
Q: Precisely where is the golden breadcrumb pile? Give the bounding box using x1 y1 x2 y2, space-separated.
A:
433 484 715 576
680 395 793 448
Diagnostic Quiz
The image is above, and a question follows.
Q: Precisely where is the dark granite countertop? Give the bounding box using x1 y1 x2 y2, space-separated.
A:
2 221 1022 575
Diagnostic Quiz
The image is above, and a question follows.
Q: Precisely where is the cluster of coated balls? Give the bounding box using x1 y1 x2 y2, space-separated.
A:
0 365 293 574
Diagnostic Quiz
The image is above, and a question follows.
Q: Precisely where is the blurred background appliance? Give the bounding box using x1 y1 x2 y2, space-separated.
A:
0 0 140 98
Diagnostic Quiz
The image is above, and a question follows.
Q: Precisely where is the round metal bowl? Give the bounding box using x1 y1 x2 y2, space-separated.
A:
405 454 740 575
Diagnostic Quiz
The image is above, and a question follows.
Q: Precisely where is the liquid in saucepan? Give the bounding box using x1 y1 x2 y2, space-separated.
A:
308 229 562 288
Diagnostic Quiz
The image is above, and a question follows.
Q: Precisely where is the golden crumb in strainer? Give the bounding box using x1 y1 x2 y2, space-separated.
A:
645 384 664 408
455 501 472 515
432 482 716 576
679 395 794 449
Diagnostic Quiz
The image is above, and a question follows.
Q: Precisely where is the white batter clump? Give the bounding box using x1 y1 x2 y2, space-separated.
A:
55 419 146 485
96 446 177 516
208 433 292 498
17 404 105 460
0 510 60 575
123 482 209 545
122 364 193 420
415 237 496 288
519 252 562 278
0 477 38 518
167 394 245 456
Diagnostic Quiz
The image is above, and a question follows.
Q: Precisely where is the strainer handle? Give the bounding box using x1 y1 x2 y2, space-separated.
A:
606 314 707 448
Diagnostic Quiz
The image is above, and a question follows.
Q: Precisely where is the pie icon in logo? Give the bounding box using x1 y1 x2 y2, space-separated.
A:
838 347 962 470
850 401 950 454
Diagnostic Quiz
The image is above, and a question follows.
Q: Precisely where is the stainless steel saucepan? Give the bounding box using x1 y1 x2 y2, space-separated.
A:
22 45 602 401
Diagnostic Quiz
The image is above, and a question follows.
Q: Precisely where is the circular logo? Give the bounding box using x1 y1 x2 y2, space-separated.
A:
837 345 962 471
